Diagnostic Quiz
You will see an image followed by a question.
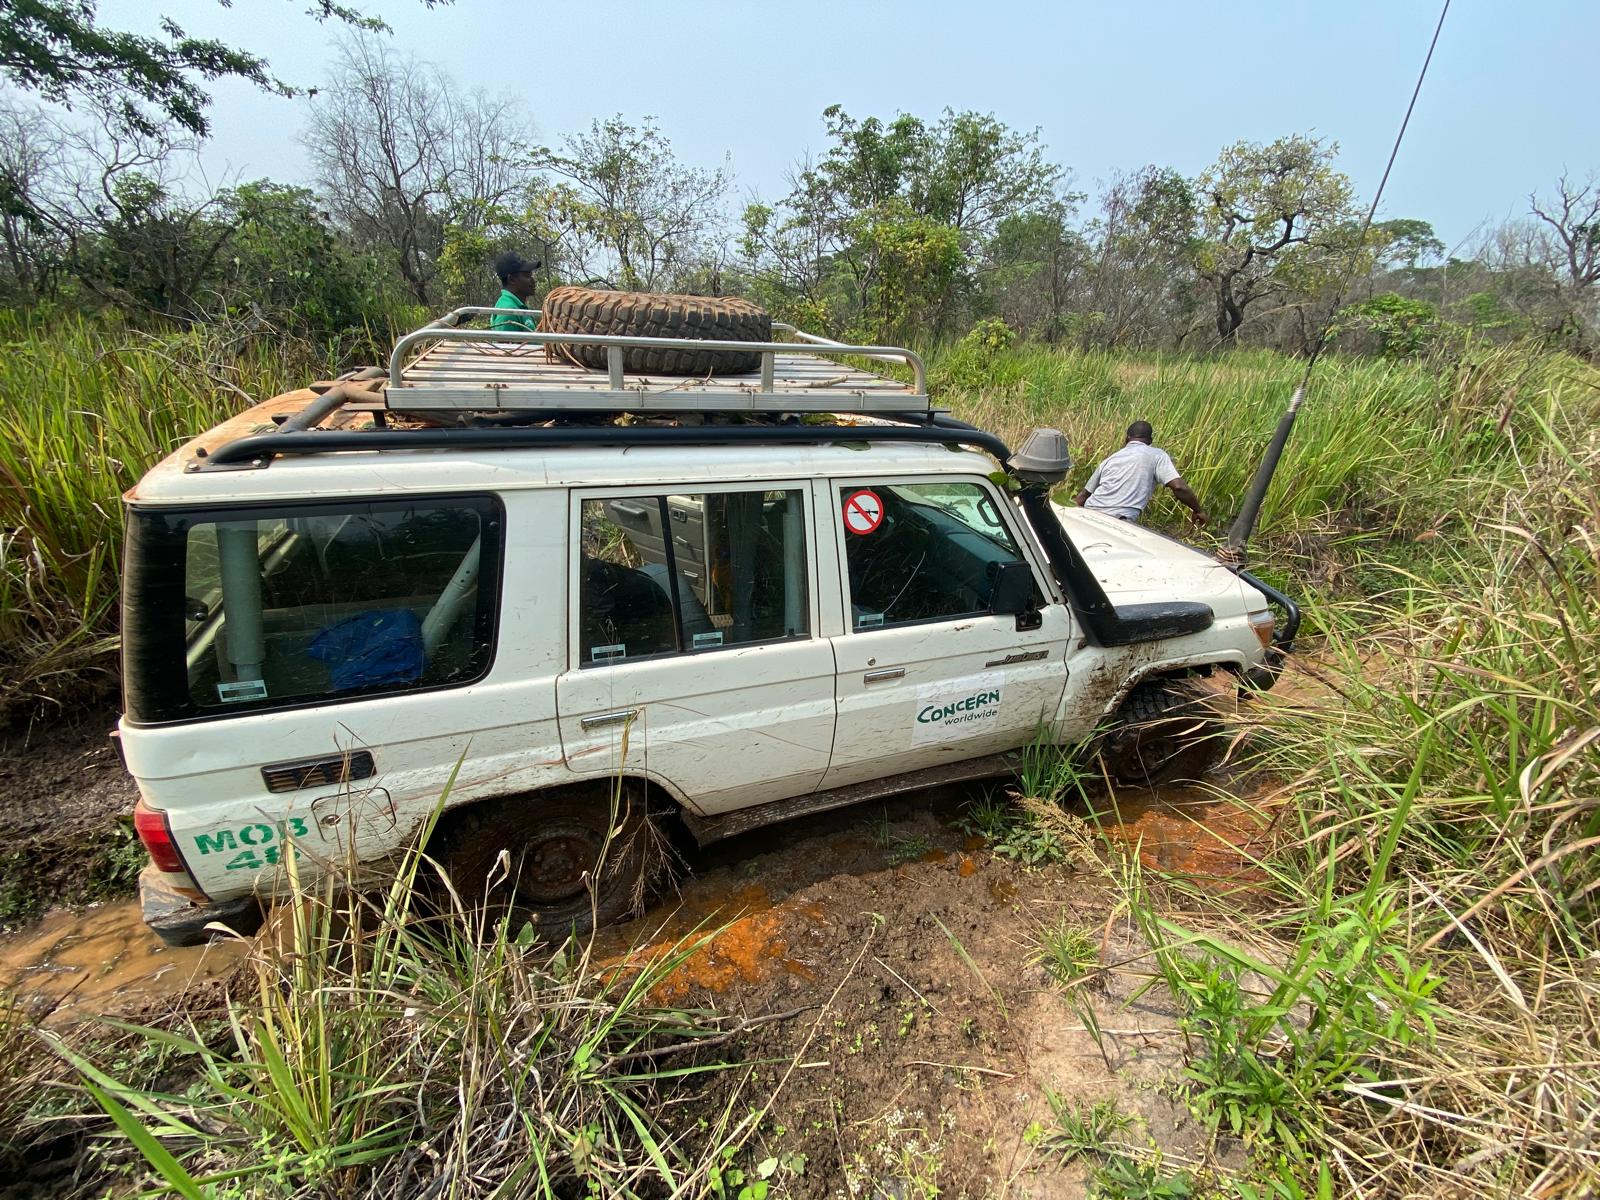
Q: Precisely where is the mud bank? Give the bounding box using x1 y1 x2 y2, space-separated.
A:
0 707 138 926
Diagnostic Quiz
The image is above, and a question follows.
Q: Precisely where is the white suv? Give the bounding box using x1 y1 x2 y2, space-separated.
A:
121 310 1293 943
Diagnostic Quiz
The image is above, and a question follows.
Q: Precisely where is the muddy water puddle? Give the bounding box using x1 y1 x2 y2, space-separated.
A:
0 777 1277 1018
0 901 247 1019
1094 783 1278 879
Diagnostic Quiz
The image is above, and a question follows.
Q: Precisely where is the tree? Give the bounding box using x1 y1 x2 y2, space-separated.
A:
531 115 728 293
742 105 1061 338
0 0 410 139
1373 218 1445 269
1529 172 1600 343
985 198 1086 341
0 99 235 319
1192 135 1355 346
0 94 71 302
301 36 530 305
214 180 390 334
1083 166 1199 348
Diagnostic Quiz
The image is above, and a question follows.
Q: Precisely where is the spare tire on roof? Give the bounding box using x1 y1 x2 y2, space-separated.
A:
538 286 771 376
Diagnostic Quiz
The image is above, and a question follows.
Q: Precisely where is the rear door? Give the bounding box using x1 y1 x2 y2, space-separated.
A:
556 482 835 815
820 476 1072 790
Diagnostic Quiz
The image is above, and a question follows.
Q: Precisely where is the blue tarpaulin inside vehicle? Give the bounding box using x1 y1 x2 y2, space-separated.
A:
309 609 424 690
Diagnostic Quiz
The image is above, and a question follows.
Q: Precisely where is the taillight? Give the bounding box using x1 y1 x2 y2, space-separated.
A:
134 800 188 875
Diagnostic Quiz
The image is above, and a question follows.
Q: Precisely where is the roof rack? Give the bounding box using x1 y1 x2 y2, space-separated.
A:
383 307 929 413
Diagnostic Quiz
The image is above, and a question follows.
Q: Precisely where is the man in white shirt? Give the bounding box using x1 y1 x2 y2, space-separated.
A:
1074 421 1209 527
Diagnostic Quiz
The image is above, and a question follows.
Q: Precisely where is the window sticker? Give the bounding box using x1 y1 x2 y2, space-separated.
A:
590 643 626 664
841 488 885 535
857 612 885 629
910 671 1006 747
216 679 268 703
692 630 725 649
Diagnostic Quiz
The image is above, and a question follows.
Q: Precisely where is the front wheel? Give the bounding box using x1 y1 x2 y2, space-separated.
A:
427 783 666 936
1099 678 1235 786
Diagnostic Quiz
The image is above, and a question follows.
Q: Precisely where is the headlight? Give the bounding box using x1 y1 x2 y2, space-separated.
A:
1248 610 1275 648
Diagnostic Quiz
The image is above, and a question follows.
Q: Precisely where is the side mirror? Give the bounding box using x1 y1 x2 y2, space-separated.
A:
988 560 1035 616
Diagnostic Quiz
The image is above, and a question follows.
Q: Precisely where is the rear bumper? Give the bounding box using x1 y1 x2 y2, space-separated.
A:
140 865 264 947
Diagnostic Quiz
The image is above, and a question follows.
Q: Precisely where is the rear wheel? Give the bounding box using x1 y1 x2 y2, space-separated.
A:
428 784 665 936
1099 677 1235 786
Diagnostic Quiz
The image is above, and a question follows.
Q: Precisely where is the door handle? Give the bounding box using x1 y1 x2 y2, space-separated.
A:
580 708 639 730
863 668 905 684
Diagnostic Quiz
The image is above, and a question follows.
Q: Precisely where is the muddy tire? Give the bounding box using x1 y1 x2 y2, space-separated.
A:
539 286 771 375
1100 678 1234 786
427 783 666 937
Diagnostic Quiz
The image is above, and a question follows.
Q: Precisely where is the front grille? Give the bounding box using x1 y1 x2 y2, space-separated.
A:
261 750 375 793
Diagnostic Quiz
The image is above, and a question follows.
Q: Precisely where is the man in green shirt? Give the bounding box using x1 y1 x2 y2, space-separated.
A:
490 251 541 332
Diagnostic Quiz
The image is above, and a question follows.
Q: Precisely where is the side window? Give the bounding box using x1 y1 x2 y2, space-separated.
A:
579 489 808 666
840 481 1031 631
123 496 501 723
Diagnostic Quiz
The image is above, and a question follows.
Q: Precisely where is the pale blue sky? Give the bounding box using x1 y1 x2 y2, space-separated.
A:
96 0 1597 252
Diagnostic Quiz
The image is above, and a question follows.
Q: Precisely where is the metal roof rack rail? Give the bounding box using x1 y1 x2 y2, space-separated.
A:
381 307 929 414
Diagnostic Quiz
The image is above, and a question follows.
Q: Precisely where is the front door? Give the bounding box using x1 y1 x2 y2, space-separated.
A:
556 483 836 814
821 476 1072 789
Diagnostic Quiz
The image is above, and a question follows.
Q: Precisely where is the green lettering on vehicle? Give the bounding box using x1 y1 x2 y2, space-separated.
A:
238 823 275 846
195 830 238 856
916 689 1003 724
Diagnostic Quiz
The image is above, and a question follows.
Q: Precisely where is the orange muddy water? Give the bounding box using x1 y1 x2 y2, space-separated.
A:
0 901 248 1019
0 778 1276 1017
1097 783 1279 880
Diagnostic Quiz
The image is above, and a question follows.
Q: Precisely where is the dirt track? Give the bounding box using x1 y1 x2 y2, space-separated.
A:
594 783 1267 1196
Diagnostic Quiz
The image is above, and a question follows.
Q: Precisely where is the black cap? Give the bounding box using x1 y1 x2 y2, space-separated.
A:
493 251 542 281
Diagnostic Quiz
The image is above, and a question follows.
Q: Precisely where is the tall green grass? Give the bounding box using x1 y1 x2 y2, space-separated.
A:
1075 403 1600 1193
44 799 763 1197
2 310 1590 721
936 339 1589 562
0 313 335 718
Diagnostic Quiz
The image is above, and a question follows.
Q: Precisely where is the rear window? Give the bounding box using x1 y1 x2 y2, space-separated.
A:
123 496 502 724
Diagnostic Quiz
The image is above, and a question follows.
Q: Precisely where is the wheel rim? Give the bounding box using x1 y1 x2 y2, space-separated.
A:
1134 735 1186 777
514 823 606 904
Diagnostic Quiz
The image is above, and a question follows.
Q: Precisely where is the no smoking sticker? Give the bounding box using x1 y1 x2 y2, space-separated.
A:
842 488 884 535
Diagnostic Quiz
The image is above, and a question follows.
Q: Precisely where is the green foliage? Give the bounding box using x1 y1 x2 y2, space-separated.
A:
1029 1093 1191 1200
1133 878 1443 1157
927 317 1017 392
1339 292 1459 358
57 785 754 1196
1032 917 1102 986
0 312 333 716
533 115 728 293
0 0 282 138
215 181 393 336
1028 1093 1134 1162
1373 218 1445 268
959 794 1069 867
0 0 390 143
743 104 1061 340
1091 1156 1194 1200
860 201 966 338
1193 135 1357 343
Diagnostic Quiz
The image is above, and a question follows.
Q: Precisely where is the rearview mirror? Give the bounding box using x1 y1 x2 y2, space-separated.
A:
988 560 1035 616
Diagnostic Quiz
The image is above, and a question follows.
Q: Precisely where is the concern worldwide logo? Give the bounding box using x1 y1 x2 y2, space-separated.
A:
917 687 1002 726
